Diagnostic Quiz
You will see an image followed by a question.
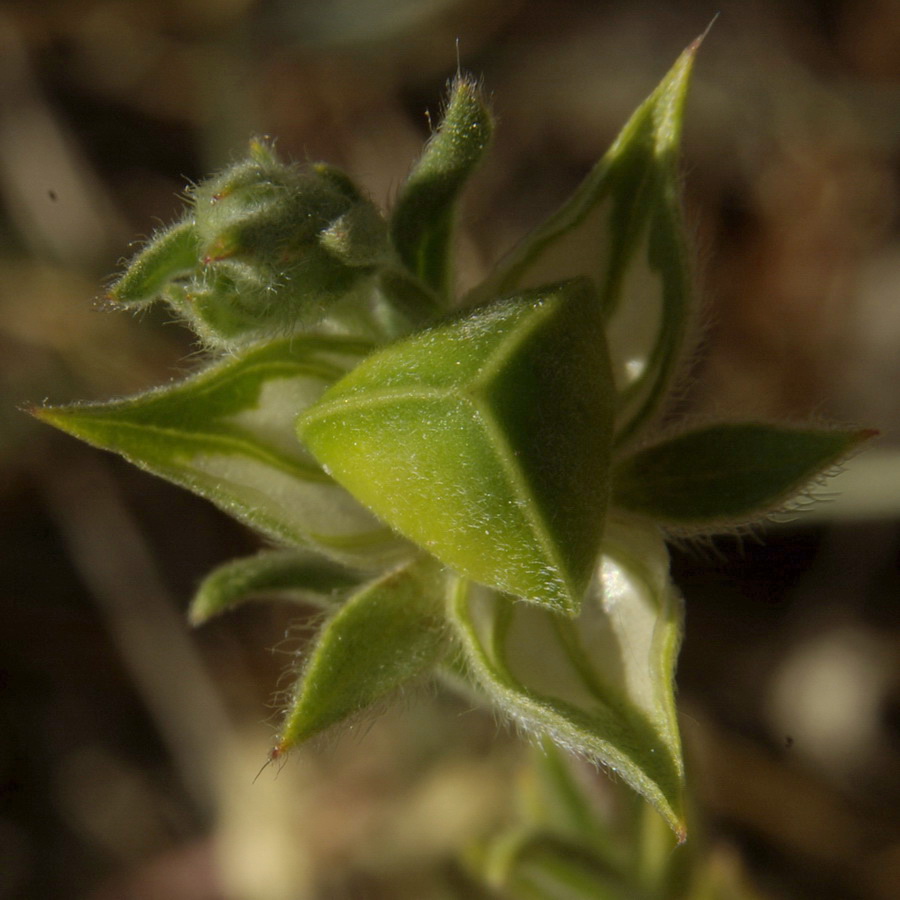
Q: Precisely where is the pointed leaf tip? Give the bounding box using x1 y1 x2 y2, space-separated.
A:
690 13 720 54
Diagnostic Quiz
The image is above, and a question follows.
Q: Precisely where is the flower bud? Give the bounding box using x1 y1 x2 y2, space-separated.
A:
111 140 389 348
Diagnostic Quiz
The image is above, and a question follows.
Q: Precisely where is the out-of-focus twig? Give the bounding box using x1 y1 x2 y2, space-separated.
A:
36 448 234 822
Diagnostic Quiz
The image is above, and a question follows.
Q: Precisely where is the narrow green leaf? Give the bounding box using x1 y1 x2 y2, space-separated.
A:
299 278 616 616
611 423 877 528
391 75 493 301
277 556 448 751
447 517 686 839
32 336 409 565
189 549 366 624
469 40 701 447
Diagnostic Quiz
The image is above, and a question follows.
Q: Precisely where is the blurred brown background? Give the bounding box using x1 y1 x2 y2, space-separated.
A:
1 1 899 898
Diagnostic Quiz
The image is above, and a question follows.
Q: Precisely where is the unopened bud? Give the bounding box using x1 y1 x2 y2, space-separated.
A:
109 140 389 348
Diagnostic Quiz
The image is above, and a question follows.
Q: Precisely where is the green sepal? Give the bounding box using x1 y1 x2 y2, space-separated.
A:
390 75 493 301
108 218 199 306
611 423 876 528
32 336 409 565
298 277 616 616
277 556 448 751
469 39 701 447
195 165 386 272
189 549 366 624
447 517 686 839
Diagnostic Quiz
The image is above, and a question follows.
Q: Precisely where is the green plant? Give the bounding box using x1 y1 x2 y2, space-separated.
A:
31 35 871 895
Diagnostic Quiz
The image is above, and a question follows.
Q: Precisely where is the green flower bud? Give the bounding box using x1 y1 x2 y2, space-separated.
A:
179 143 389 346
192 144 386 270
110 140 391 349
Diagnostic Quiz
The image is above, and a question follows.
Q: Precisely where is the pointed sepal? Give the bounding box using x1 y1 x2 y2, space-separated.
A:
390 75 493 302
32 336 408 565
189 549 366 624
470 40 701 447
108 218 198 307
276 556 448 750
611 423 877 528
447 517 686 839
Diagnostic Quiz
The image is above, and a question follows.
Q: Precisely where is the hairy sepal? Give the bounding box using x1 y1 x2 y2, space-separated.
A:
276 556 449 751
111 141 390 350
468 39 701 448
189 549 367 624
611 423 877 529
390 74 493 302
33 336 409 566
447 517 686 839
109 218 199 307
